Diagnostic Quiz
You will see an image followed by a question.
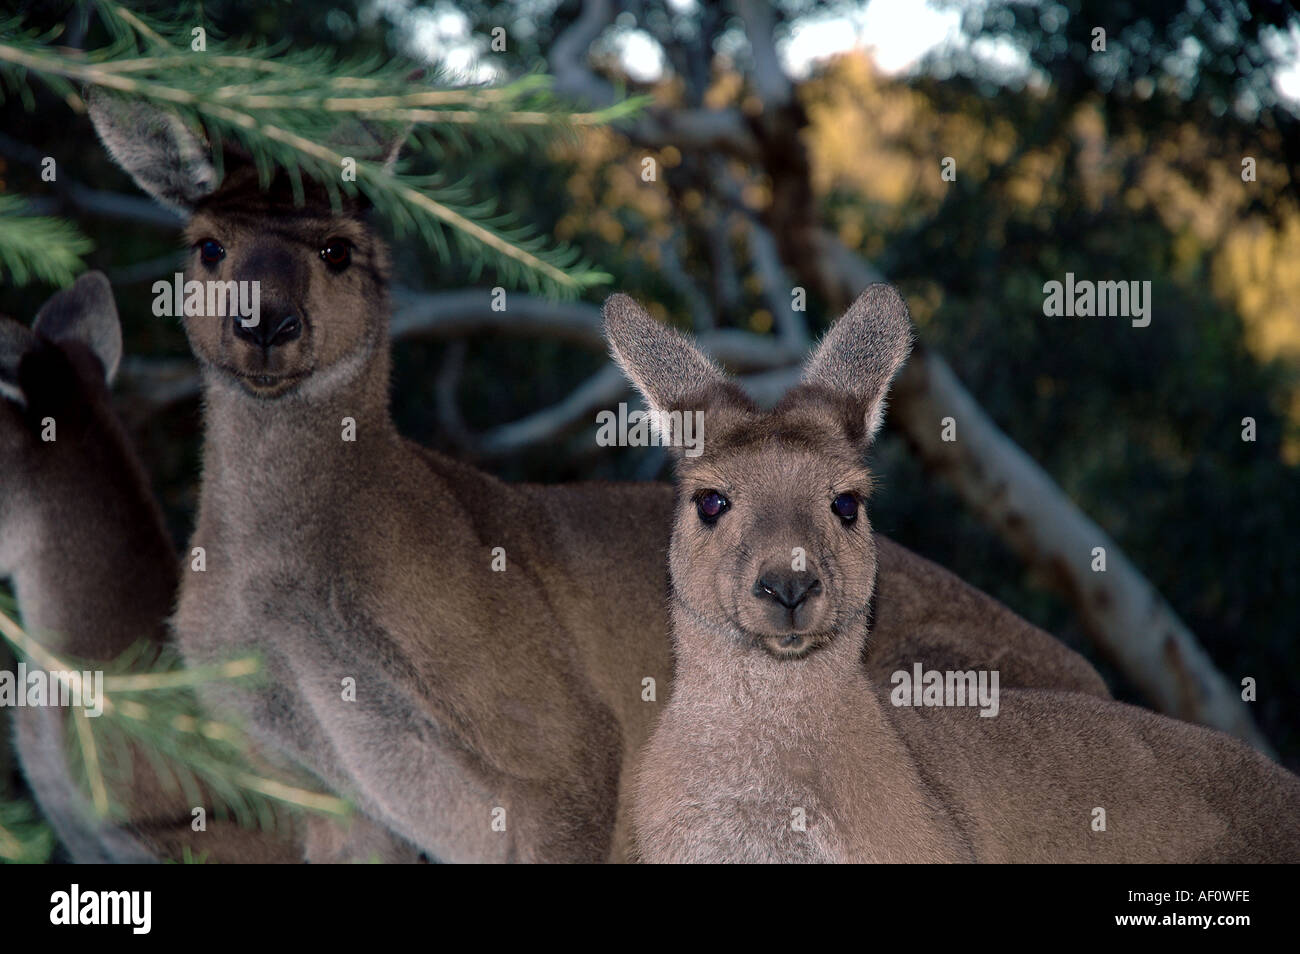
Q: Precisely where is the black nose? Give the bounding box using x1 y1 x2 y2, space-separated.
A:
233 312 302 349
753 572 822 609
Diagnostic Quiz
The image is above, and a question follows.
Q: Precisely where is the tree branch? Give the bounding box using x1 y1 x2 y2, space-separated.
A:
455 360 804 461
116 289 805 427
549 0 761 160
744 215 809 346
0 132 184 230
817 232 1272 754
735 0 793 108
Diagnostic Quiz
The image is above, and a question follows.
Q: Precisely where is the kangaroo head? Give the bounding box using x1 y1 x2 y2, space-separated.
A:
88 93 397 402
0 272 123 571
604 285 912 659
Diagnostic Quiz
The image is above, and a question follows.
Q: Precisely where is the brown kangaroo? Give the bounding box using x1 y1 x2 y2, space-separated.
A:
89 95 1107 862
0 272 298 863
614 286 1300 863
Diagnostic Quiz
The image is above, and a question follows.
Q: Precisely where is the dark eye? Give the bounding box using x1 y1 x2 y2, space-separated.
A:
198 239 225 265
695 490 729 525
321 239 352 271
832 492 859 523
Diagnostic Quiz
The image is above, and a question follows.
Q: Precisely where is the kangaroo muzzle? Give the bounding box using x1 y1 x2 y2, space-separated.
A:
751 562 824 637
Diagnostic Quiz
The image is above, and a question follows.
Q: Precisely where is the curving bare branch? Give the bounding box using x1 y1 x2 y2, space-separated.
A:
120 287 806 411
815 232 1272 754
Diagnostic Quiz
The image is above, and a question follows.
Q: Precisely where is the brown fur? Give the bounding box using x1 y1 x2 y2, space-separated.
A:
92 98 1109 862
0 273 299 862
618 289 1300 863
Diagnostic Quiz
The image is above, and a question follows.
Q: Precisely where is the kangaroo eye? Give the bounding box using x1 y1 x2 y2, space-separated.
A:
198 239 225 265
832 492 859 523
695 490 729 525
321 239 352 271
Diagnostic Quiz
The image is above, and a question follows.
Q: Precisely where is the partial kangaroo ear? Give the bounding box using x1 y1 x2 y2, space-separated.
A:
330 116 411 173
0 318 37 406
87 90 217 213
801 283 913 443
602 294 734 418
33 271 123 385
378 122 411 173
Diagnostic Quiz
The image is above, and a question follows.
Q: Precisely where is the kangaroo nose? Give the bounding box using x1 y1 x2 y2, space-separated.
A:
753 572 822 609
233 311 302 349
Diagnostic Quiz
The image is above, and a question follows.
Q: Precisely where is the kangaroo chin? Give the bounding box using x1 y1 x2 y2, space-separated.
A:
234 370 308 398
760 632 823 658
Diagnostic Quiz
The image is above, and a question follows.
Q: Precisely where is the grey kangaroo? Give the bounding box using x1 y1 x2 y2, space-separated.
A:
90 94 1108 862
611 286 1300 863
0 272 299 862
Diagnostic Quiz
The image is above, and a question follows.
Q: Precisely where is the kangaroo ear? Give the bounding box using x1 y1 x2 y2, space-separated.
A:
601 294 734 418
33 271 122 385
88 89 217 213
801 283 913 443
0 317 37 406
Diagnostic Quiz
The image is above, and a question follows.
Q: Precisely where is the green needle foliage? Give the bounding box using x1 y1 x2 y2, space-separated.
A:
0 795 54 864
0 0 646 296
0 194 93 286
0 593 350 858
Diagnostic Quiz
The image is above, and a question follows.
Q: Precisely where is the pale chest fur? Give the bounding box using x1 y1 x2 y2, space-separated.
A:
633 634 967 864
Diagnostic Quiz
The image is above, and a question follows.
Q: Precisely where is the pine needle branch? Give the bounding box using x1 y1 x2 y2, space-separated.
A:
0 3 644 296
0 195 93 286
0 600 350 834
0 798 54 864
